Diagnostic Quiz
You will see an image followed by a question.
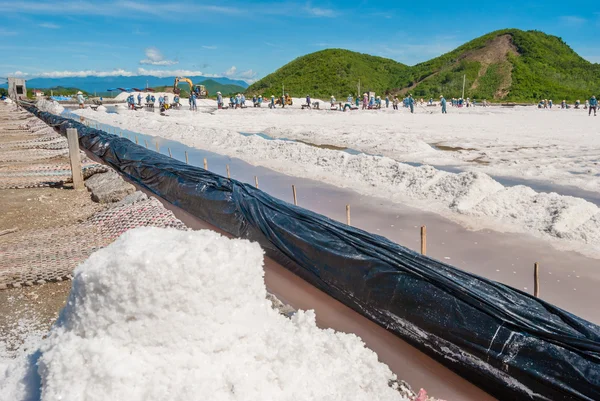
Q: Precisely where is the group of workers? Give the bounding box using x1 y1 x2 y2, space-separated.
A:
538 96 598 115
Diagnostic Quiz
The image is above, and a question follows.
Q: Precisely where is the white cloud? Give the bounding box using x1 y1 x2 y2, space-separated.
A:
202 45 217 50
6 67 260 81
139 47 178 66
239 69 257 79
39 22 60 29
560 16 586 26
0 28 17 35
223 66 237 77
305 4 335 17
0 1 242 17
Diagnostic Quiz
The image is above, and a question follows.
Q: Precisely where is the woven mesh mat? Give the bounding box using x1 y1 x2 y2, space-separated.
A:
0 198 188 288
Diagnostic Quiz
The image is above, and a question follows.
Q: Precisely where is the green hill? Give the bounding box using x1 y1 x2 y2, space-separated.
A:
246 49 410 98
247 29 600 102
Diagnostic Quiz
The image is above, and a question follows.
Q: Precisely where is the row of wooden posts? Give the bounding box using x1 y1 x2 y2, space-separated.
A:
76 120 543 298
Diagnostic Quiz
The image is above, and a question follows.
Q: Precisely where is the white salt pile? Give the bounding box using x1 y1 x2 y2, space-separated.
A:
0 228 408 401
35 99 64 115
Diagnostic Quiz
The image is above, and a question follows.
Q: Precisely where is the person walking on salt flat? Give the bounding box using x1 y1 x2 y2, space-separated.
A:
137 93 142 106
589 96 597 116
408 94 415 113
440 95 447 114
392 97 399 110
77 91 85 109
385 95 390 108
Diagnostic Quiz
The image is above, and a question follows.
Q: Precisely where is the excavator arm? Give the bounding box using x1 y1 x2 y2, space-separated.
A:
173 77 194 95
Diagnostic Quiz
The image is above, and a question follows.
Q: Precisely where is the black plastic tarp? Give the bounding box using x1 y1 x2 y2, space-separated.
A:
27 106 600 400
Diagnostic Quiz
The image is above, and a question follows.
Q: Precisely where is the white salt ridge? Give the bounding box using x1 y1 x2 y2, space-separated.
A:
72 107 600 257
35 99 64 115
0 228 408 401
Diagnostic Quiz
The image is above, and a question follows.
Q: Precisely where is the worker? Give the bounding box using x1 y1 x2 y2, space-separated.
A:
362 93 368 110
150 95 156 104
158 95 164 108
408 94 414 113
241 94 246 107
589 96 597 116
392 97 399 110
258 95 263 106
561 100 567 109
77 91 85 109
549 99 553 108
146 93 151 104
137 92 142 106
369 95 375 109
190 92 197 111
305 94 311 108
270 95 275 109
385 95 390 108
440 95 447 114
252 94 257 106
173 95 180 108
217 91 223 109
375 96 381 109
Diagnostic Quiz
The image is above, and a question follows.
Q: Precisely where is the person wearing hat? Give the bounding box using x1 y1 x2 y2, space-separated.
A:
76 91 85 109
589 95 597 116
270 95 275 109
407 94 414 113
440 95 447 114
330 95 336 108
385 95 390 108
217 91 223 109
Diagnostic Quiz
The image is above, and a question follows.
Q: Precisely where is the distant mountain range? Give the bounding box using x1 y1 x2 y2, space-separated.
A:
0 75 248 93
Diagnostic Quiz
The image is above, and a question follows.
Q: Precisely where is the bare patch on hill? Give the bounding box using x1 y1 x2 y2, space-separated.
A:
463 34 519 98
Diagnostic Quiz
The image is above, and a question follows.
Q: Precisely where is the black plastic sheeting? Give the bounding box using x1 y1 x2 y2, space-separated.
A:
27 106 600 401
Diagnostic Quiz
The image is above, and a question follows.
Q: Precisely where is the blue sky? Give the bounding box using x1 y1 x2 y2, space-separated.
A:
0 1 597 82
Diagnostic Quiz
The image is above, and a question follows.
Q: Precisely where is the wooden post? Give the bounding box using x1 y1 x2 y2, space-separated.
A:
66 128 84 190
292 185 298 206
203 158 208 170
135 136 139 145
254 176 259 188
226 164 230 178
119 130 122 137
534 262 540 297
144 140 148 149
420 226 427 255
155 141 159 152
185 151 188 164
168 147 172 158
346 204 351 225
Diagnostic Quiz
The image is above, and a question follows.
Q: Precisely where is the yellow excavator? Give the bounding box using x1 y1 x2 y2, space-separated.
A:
173 77 208 99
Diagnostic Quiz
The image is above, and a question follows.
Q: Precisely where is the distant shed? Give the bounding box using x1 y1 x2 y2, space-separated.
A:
7 77 26 100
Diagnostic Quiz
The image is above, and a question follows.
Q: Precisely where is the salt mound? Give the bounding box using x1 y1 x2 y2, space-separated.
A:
96 105 107 112
1 228 406 401
36 99 64 115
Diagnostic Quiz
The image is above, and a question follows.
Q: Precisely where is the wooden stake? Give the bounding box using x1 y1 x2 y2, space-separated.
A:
226 164 230 178
155 141 159 152
168 147 172 158
292 185 298 206
203 158 208 170
346 204 351 226
144 140 148 149
66 128 84 190
185 151 188 164
135 136 139 145
534 262 540 297
421 226 427 255
254 176 259 188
